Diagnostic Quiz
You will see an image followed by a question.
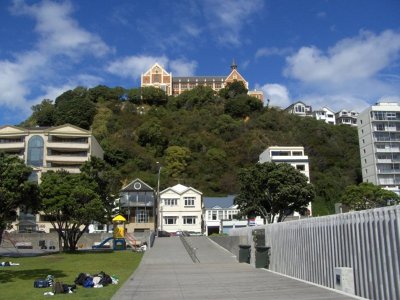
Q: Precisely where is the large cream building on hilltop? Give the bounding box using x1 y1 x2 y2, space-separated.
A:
141 61 264 101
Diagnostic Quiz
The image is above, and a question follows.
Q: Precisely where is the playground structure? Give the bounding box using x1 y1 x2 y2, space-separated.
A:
92 215 141 250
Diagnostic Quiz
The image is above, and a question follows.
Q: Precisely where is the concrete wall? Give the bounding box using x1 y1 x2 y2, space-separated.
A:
229 205 400 300
208 235 241 258
1 232 150 250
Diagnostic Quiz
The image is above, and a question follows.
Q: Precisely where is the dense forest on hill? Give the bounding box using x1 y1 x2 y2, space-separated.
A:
22 84 362 215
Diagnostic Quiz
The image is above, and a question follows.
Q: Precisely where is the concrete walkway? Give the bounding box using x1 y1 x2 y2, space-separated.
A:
112 236 360 300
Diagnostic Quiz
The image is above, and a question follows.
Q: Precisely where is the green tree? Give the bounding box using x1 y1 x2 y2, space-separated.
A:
341 182 400 211
165 146 191 181
80 157 122 228
235 162 315 223
54 87 96 129
40 171 104 251
225 94 263 118
0 154 40 244
31 99 56 126
219 80 248 99
141 86 167 105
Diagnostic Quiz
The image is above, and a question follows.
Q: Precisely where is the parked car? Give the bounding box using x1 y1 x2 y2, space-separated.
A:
158 230 171 237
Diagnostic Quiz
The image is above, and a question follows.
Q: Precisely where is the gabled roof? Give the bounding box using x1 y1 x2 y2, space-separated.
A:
160 183 202 195
0 125 27 136
120 178 154 192
204 195 237 209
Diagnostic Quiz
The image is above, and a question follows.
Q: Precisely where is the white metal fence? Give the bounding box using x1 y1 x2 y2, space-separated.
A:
230 205 400 300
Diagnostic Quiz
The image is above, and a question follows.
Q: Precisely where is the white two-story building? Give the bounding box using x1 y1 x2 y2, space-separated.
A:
159 184 203 234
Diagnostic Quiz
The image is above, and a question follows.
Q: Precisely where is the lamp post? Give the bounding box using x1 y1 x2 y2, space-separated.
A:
156 162 162 233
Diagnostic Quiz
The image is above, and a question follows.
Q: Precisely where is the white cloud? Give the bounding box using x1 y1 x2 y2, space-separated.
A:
107 55 197 79
258 83 291 108
285 30 400 83
0 0 111 120
106 55 169 79
169 59 197 76
10 0 110 57
204 0 263 46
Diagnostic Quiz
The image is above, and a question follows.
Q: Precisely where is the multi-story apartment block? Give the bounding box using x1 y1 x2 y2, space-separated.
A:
314 107 336 125
141 61 264 101
358 102 400 195
335 109 359 126
284 101 313 117
119 178 156 233
159 184 203 234
0 124 104 232
259 146 312 216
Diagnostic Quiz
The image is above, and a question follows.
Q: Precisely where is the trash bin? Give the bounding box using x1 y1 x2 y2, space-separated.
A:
238 245 251 263
255 246 270 268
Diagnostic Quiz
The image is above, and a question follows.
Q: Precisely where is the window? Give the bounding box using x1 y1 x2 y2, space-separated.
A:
292 151 303 156
183 216 196 225
164 217 177 225
184 197 195 206
164 198 178 206
212 211 217 220
136 210 148 223
27 135 44 167
296 165 305 171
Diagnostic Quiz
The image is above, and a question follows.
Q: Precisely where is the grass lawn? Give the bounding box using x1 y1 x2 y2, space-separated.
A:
0 251 143 300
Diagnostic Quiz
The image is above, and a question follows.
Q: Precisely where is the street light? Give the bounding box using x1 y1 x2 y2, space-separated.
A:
156 162 162 233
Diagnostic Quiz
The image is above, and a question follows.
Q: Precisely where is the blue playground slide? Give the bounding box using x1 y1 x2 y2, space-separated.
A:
92 237 113 249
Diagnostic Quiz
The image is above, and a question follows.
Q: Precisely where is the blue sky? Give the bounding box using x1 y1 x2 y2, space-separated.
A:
1 0 399 125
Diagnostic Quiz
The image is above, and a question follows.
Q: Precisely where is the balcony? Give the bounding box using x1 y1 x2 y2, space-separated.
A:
378 169 400 174
47 141 89 150
0 142 24 150
44 166 81 174
46 155 88 163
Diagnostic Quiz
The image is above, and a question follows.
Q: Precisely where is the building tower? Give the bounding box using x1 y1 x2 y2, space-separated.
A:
357 102 400 194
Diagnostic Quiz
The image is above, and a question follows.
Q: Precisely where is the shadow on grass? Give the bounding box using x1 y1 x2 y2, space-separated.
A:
0 268 66 283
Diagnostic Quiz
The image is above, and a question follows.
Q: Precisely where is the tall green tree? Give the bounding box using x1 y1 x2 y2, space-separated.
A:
341 182 400 211
219 80 248 99
54 87 96 129
31 99 56 126
40 171 104 251
0 154 40 244
235 162 315 223
165 146 191 181
80 157 122 227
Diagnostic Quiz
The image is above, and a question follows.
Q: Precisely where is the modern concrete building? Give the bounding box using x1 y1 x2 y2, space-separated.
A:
335 109 359 126
314 106 336 125
141 61 264 101
0 124 104 233
119 178 156 233
358 102 400 194
259 146 312 216
159 184 203 234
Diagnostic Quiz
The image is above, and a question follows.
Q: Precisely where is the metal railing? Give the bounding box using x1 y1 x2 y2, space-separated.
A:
180 236 199 263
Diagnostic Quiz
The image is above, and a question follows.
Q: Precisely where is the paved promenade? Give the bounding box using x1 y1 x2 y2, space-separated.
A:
112 236 361 300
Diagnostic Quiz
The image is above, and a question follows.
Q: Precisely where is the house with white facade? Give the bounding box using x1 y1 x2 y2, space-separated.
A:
313 107 336 125
335 109 359 126
259 146 312 217
284 101 313 117
358 102 400 195
159 184 203 234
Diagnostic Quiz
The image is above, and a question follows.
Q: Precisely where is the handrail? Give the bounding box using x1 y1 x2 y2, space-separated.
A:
180 236 199 263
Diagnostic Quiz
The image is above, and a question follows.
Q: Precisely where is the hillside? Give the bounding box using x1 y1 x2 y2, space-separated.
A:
22 85 361 215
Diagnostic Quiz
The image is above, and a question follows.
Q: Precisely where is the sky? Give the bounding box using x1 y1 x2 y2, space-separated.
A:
0 0 400 126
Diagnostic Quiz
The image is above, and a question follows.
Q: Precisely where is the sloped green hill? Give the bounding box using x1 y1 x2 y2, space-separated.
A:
23 85 361 215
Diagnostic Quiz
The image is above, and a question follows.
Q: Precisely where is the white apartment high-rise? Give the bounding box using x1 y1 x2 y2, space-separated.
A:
358 102 400 194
